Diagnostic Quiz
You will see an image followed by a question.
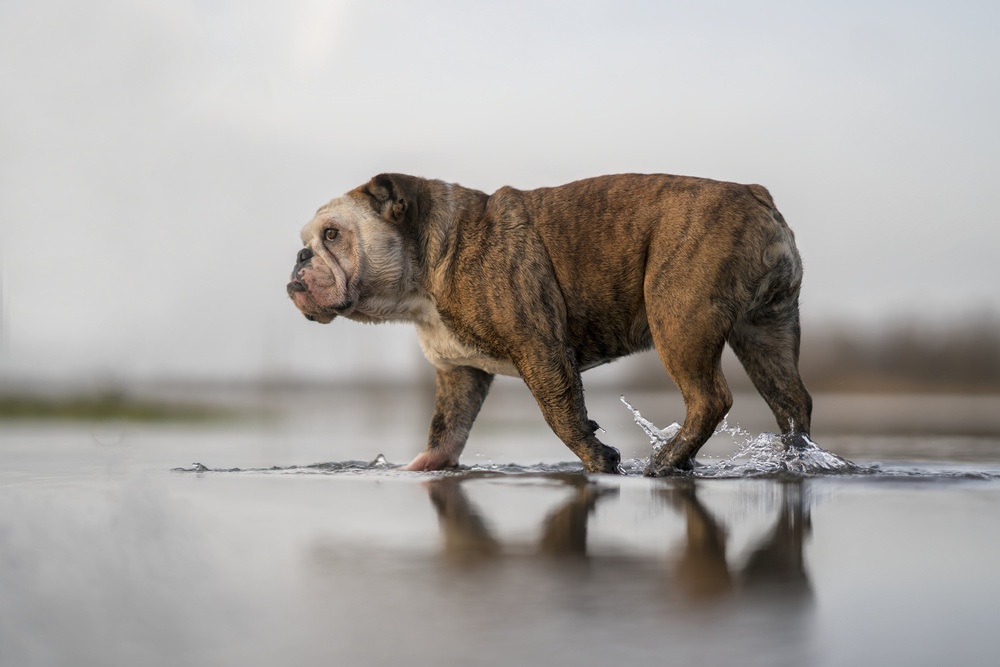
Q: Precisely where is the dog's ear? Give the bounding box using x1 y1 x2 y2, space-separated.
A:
363 173 415 224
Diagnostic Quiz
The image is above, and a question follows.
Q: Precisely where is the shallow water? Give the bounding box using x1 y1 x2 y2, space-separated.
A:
3 388 1000 667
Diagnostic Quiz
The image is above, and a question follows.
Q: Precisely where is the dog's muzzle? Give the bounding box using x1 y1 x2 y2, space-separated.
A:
287 247 313 294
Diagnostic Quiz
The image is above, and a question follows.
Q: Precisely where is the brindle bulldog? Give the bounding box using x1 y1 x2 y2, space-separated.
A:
287 173 814 476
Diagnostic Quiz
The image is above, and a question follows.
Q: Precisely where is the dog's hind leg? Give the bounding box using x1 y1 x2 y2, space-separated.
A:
644 300 735 476
727 300 813 449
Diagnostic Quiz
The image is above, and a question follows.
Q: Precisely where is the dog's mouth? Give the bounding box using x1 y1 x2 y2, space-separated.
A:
287 279 354 323
304 311 337 324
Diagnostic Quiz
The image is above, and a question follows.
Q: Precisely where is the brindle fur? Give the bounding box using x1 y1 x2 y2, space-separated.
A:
288 173 813 476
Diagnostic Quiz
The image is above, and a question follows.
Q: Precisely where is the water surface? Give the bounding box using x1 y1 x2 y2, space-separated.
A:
2 388 999 667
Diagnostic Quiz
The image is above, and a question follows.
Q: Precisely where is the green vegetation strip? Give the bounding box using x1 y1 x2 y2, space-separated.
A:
0 393 234 423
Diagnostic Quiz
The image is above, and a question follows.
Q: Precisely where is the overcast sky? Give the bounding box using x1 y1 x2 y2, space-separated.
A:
1 0 998 385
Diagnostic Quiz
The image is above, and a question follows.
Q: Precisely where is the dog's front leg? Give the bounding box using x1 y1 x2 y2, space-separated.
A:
514 346 621 474
425 478 500 562
403 366 494 471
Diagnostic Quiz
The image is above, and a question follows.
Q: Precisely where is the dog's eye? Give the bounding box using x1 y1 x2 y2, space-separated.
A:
324 228 339 242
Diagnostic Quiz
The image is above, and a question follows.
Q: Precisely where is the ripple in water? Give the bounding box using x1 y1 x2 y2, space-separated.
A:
172 404 1000 480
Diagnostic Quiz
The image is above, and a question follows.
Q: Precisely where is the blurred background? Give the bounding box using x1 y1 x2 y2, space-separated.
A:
2 0 998 422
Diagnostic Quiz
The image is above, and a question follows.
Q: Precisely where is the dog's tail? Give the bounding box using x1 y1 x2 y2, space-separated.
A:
743 186 803 316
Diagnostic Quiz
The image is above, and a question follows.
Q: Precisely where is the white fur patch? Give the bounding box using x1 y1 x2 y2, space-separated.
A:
413 302 520 377
300 195 413 320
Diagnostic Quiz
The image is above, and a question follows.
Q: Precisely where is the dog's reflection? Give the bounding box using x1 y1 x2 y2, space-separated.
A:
425 474 811 603
428 473 610 566
661 480 812 601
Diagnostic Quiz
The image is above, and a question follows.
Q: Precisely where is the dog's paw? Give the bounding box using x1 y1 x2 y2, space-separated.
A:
402 450 458 472
643 455 697 477
781 432 813 450
583 445 622 475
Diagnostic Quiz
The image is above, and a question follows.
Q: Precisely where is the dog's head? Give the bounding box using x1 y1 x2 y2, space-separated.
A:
287 174 420 324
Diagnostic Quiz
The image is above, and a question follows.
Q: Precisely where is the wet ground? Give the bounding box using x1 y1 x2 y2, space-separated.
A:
2 386 1000 667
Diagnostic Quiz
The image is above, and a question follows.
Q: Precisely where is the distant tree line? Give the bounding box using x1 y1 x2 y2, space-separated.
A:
621 316 1000 394
799 317 1000 393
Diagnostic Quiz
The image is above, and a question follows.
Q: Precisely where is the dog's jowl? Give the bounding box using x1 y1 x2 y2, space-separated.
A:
287 173 814 476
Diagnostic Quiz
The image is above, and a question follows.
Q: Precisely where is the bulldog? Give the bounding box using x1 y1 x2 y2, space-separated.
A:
287 173 814 476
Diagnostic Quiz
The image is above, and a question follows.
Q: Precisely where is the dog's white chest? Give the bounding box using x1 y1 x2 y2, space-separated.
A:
415 315 520 378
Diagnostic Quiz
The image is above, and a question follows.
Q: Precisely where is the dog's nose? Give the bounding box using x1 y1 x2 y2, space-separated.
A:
297 247 313 264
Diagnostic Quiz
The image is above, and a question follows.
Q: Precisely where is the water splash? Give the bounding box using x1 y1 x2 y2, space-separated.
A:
621 396 865 478
620 396 680 456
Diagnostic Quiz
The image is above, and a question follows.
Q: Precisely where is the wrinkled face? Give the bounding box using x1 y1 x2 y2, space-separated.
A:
287 193 407 324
